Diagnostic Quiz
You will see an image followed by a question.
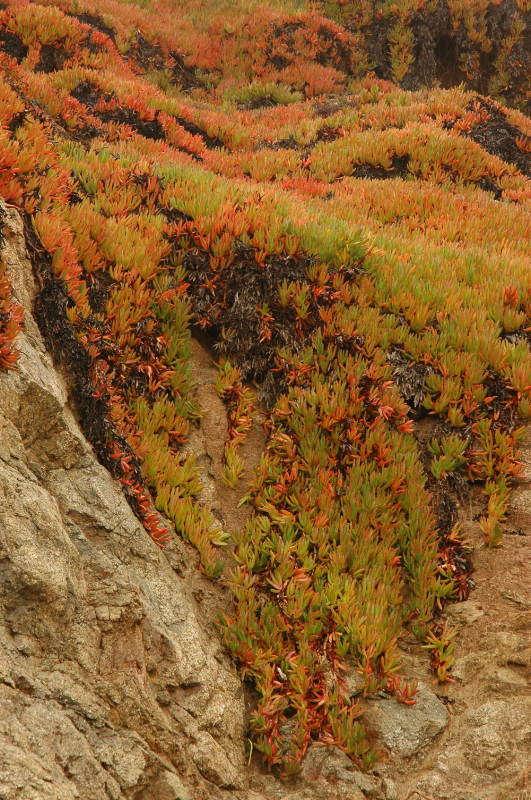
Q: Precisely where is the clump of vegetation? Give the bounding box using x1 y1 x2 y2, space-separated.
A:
214 359 255 488
0 0 530 780
0 256 24 371
227 81 304 109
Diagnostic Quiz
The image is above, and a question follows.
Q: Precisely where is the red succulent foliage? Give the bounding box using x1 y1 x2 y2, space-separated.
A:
0 258 23 371
0 0 531 778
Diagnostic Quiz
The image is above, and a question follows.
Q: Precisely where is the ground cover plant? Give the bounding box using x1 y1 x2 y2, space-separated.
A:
1 0 531 780
0 249 24 371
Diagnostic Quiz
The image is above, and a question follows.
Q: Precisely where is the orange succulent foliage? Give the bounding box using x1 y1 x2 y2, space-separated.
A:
0 258 24 371
0 0 531 778
214 359 255 488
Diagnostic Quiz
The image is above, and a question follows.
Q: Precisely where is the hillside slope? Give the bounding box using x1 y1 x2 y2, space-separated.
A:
0 1 530 798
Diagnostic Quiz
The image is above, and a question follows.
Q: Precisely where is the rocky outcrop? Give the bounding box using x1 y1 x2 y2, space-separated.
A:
0 200 246 800
364 683 449 760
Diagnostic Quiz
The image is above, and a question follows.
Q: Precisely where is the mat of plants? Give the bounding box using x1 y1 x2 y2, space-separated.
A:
1 0 531 780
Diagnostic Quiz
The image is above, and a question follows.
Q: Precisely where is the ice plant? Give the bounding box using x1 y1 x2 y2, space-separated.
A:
214 359 254 488
0 258 23 371
1 0 531 778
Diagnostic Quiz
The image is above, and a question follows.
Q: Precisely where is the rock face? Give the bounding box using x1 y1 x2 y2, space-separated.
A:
0 197 530 800
0 201 246 800
364 683 450 759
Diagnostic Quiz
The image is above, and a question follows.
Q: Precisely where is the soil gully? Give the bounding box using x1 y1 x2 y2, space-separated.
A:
188 328 267 542
352 155 411 180
74 11 117 43
171 328 266 654
129 31 167 73
0 26 27 62
463 98 531 178
69 80 220 147
169 51 208 93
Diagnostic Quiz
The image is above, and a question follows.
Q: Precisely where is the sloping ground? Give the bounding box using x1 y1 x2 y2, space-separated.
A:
0 0 530 798
0 194 529 800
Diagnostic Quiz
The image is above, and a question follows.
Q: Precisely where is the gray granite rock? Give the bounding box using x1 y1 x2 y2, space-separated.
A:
365 683 449 758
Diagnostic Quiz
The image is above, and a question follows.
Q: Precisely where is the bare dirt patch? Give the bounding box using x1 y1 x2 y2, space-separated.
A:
0 26 27 62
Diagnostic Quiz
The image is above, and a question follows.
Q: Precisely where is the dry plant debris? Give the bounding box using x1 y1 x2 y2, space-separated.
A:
0 0 531 780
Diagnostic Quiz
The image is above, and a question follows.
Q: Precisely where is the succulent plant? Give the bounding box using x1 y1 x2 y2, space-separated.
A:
1 0 531 778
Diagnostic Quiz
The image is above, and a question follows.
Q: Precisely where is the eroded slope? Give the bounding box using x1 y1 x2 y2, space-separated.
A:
0 0 530 797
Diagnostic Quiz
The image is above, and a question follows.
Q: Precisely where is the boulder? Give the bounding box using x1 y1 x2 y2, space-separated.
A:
364 683 449 758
